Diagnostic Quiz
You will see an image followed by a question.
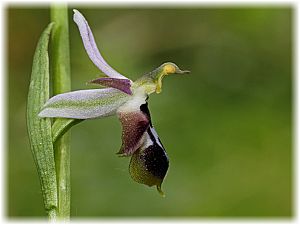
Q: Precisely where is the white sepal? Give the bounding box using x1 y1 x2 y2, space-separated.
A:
39 88 131 119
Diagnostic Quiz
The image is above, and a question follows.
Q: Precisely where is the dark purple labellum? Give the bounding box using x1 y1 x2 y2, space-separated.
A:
129 102 169 195
89 77 132 95
129 127 169 196
144 128 169 180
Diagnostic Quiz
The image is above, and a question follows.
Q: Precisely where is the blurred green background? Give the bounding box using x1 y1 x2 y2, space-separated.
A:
7 6 292 218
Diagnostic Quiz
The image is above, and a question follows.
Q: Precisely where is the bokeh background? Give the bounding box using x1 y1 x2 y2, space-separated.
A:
7 5 292 217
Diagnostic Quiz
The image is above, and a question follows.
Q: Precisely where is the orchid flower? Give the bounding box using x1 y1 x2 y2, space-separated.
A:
39 9 189 195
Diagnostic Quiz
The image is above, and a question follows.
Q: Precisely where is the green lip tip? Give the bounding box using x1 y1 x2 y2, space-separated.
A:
156 185 166 197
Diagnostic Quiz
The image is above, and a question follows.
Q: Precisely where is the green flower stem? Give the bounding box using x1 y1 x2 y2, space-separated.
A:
52 119 83 144
51 4 71 220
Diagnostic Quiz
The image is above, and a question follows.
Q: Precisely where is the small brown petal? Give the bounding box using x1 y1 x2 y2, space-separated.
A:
117 111 149 156
89 77 132 95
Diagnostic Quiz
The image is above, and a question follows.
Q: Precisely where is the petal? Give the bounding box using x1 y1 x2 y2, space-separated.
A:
117 96 150 156
129 126 169 196
73 9 129 80
39 88 131 119
117 110 149 156
89 77 132 95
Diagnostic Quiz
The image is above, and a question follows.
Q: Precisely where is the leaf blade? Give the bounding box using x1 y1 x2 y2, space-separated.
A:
26 22 58 218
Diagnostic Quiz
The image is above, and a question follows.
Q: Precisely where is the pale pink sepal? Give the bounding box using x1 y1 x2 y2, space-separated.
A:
73 9 129 80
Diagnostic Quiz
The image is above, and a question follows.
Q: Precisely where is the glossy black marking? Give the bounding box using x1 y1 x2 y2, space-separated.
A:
139 101 169 180
140 102 152 127
141 142 169 179
147 128 163 149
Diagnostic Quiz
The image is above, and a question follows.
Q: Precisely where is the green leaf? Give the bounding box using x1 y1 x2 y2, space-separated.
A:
26 22 58 219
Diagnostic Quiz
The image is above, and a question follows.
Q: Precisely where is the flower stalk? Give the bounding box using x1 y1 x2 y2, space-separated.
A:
50 4 71 220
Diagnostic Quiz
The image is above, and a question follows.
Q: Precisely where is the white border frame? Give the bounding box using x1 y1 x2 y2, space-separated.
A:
1 1 298 224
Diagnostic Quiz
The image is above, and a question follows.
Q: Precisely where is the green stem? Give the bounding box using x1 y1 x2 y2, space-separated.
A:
52 119 83 144
50 4 71 220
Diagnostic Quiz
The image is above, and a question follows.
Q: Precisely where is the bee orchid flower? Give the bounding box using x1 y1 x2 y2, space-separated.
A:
39 9 190 196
